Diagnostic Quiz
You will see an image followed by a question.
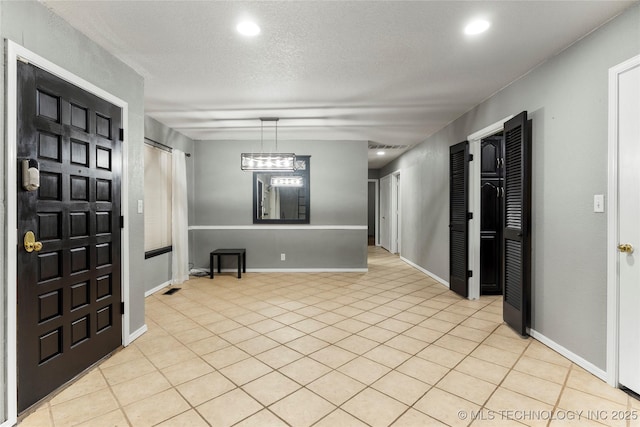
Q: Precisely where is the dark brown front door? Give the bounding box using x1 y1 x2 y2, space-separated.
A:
17 61 123 412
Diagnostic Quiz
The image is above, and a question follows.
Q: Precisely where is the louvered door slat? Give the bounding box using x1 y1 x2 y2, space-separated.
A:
450 141 469 297
502 111 531 336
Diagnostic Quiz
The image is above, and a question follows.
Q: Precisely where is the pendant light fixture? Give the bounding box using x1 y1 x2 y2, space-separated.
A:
241 118 296 171
270 176 304 187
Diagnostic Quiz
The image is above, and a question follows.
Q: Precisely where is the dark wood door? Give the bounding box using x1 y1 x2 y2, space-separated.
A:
449 141 470 298
480 135 504 295
17 61 122 412
502 112 532 336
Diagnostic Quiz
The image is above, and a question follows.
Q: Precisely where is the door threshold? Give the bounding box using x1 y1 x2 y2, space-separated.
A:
17 346 123 419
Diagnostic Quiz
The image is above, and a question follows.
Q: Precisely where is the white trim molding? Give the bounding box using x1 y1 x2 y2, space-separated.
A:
145 281 172 297
529 329 607 381
400 256 450 288
6 40 131 422
466 115 514 300
128 325 149 343
213 268 368 273
189 225 368 230
607 54 640 388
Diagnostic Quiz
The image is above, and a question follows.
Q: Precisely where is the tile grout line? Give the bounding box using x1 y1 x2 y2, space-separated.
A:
547 363 574 427
27 249 605 427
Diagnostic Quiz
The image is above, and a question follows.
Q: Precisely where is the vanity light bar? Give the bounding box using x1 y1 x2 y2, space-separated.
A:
271 176 304 187
241 153 296 171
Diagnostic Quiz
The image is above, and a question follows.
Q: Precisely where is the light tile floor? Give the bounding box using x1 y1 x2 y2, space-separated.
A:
20 247 640 426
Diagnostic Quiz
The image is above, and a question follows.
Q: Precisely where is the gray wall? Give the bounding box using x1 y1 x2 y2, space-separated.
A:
143 117 196 294
368 169 381 179
191 139 368 269
381 4 640 370
0 0 146 391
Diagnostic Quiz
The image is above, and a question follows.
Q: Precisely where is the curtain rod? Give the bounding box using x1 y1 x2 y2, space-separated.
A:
144 137 191 157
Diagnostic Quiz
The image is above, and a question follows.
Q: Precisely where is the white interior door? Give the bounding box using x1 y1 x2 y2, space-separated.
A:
618 60 640 394
380 175 391 251
392 173 401 254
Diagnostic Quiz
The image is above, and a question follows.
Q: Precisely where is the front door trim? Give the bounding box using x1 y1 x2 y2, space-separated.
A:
6 40 130 424
607 54 640 388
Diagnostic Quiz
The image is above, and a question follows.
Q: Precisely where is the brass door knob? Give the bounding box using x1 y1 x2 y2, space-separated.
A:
24 231 43 253
618 243 634 254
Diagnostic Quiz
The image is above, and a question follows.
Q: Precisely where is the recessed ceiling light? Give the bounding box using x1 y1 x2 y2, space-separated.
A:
376 151 385 156
464 19 490 35
237 21 260 37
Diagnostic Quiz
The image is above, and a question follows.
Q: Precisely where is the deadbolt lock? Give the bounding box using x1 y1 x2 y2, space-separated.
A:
617 243 634 254
24 231 43 253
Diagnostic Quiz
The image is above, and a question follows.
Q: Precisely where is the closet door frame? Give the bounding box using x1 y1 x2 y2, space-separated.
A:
466 116 514 300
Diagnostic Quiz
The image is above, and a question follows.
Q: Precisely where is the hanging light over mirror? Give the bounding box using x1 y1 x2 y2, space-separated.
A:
270 176 304 187
241 118 296 171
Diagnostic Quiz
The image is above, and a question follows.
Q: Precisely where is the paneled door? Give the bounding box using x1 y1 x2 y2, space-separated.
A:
616 58 640 395
480 134 504 295
17 61 122 412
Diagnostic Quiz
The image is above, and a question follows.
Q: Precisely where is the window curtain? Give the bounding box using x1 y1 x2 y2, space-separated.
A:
171 149 189 284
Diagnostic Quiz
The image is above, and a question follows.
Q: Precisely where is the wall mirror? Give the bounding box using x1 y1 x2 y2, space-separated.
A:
253 156 310 224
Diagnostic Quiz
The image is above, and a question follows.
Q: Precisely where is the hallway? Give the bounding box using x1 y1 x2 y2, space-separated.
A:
20 248 638 426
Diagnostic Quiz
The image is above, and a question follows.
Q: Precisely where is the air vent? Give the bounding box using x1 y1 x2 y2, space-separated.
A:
368 142 410 150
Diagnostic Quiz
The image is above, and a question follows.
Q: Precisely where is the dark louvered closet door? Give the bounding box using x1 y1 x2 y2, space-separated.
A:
502 112 532 336
449 141 469 297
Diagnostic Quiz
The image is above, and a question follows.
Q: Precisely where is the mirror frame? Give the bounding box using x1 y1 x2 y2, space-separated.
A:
252 155 310 224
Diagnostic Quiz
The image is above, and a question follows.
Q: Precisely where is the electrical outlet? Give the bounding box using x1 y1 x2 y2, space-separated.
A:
137 199 143 214
281 253 286 261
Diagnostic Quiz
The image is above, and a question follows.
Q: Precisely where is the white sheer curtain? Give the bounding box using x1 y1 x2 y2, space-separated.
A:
171 149 189 284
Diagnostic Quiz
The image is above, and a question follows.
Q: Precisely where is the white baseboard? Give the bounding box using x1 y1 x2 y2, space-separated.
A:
144 280 172 297
400 256 450 288
529 328 607 381
210 268 368 273
127 324 148 345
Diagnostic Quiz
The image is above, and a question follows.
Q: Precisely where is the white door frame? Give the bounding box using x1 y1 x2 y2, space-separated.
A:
606 54 640 387
368 179 380 246
5 40 131 424
467 116 514 300
390 170 401 254
380 175 391 251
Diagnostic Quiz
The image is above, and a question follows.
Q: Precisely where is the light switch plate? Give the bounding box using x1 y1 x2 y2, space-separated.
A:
137 199 144 214
594 194 604 213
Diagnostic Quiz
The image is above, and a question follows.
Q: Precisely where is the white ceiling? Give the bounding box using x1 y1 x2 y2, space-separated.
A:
43 0 636 168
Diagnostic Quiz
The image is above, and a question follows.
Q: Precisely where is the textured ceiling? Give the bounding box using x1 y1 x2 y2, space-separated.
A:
43 0 636 168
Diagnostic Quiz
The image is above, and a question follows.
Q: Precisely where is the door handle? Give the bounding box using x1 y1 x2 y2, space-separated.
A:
24 231 43 253
618 243 634 254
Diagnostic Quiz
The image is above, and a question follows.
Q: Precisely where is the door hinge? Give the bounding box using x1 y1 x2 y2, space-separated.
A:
468 154 474 161
120 216 124 229
120 302 125 315
467 212 473 220
467 270 473 278
119 128 124 141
